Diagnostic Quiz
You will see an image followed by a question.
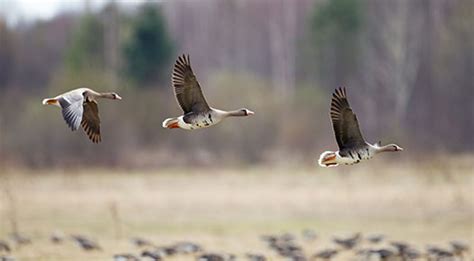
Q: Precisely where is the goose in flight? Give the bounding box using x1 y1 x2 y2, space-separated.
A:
162 54 254 130
42 88 121 143
318 87 403 167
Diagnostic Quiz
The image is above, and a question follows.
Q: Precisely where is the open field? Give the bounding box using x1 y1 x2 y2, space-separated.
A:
0 159 473 260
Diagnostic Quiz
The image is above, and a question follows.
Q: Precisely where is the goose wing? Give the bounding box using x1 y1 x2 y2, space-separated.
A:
172 54 210 113
330 87 366 150
81 100 101 143
58 92 84 131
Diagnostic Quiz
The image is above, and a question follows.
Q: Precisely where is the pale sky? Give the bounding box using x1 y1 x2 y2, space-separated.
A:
0 0 149 25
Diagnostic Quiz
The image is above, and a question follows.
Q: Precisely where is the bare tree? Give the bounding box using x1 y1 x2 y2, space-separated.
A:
363 0 425 127
102 2 120 86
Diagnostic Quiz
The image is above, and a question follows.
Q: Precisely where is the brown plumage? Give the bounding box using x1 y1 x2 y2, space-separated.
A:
81 100 101 143
172 54 210 114
330 87 366 151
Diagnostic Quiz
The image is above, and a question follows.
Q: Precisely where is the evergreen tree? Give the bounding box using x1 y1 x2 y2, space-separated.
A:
123 4 174 86
66 14 105 71
309 0 364 86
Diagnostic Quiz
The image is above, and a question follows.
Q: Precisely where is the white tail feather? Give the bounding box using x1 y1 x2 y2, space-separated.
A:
318 151 338 167
162 118 178 128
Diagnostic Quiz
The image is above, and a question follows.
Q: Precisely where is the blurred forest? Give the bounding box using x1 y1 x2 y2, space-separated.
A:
0 0 472 168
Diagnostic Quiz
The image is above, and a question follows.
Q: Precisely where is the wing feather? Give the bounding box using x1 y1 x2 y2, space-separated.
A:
81 101 101 143
330 87 366 150
171 54 210 113
59 96 83 131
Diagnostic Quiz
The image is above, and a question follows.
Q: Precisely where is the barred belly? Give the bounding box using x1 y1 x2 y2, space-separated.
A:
185 112 223 129
340 147 374 165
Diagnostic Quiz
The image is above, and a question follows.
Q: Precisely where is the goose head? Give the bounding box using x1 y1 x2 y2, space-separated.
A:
100 92 122 100
376 143 403 152
110 92 122 100
227 108 255 117
241 108 255 116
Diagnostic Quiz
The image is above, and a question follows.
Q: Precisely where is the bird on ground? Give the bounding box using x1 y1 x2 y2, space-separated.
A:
197 253 235 261
113 253 140 261
390 241 410 254
50 231 64 244
8 233 31 246
141 249 163 260
0 241 10 253
318 87 403 167
403 247 422 260
42 88 122 143
280 233 297 242
155 246 177 257
267 238 304 259
71 235 101 251
260 235 278 245
302 229 318 242
390 241 422 260
332 233 361 250
245 253 266 261
0 255 15 261
197 253 225 261
173 241 203 254
368 249 396 261
162 54 254 130
366 234 385 244
130 237 155 248
310 249 338 260
426 245 454 259
450 240 470 257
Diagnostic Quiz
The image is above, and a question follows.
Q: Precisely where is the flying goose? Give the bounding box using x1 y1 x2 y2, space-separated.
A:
318 87 403 167
162 54 254 130
42 88 121 143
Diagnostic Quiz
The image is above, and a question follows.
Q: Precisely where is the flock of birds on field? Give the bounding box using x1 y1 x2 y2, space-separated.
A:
0 230 470 261
43 54 403 167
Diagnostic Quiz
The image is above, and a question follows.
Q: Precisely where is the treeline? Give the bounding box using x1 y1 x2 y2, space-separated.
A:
0 0 472 168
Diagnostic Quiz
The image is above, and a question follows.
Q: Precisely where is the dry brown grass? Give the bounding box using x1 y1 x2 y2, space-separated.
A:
0 159 473 260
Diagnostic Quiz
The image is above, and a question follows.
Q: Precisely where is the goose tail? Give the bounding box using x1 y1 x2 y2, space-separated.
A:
162 117 180 129
318 151 339 167
42 98 59 106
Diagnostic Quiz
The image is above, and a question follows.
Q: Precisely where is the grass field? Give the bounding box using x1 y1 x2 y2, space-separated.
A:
0 158 473 260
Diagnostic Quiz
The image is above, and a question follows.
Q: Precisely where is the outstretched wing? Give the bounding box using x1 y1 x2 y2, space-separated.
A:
330 87 366 150
171 54 210 113
58 94 84 131
81 100 101 143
